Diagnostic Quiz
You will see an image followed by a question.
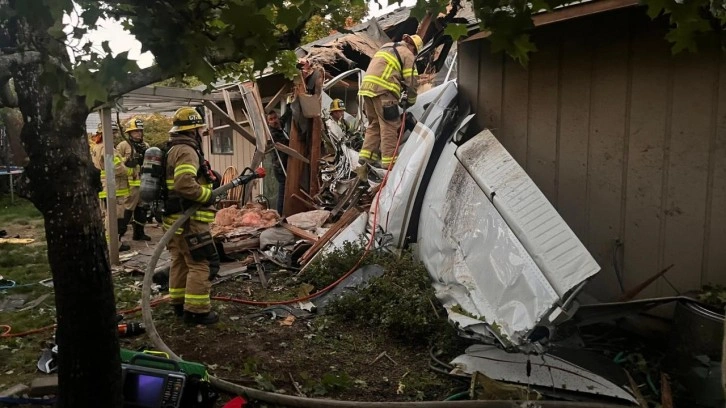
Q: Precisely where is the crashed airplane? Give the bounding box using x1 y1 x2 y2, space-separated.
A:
315 80 640 404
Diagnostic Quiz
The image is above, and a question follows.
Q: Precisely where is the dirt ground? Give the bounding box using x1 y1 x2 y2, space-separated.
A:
0 198 700 407
120 225 467 405
0 199 466 406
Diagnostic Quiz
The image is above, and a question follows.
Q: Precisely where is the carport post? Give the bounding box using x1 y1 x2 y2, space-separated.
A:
101 108 119 265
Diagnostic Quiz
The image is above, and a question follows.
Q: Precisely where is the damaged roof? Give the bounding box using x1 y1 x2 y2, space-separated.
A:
298 1 477 73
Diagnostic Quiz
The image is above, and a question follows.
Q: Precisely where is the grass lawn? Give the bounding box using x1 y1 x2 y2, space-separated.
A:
0 195 54 389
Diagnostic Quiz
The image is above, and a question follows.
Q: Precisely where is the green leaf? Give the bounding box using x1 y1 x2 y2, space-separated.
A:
444 23 469 41
277 7 303 28
101 41 112 55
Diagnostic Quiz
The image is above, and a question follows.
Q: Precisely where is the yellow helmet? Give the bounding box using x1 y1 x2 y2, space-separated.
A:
405 34 424 54
170 107 205 133
96 122 119 134
125 117 144 133
329 99 345 112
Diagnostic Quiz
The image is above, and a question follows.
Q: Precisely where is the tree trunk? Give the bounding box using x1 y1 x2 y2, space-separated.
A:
14 64 123 407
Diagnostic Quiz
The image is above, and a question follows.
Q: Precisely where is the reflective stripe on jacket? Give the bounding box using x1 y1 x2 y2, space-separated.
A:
117 140 149 187
162 135 215 234
92 143 130 199
358 42 418 105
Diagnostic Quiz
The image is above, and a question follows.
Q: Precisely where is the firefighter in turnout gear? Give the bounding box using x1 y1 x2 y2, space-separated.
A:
90 122 133 252
164 107 220 325
118 117 151 241
358 34 421 168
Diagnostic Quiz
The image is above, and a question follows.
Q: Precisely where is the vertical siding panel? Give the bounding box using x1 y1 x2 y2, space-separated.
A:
663 49 718 293
527 29 560 203
557 19 592 241
478 42 503 131
500 58 529 166
622 22 670 298
457 40 481 129
585 12 630 300
706 51 726 285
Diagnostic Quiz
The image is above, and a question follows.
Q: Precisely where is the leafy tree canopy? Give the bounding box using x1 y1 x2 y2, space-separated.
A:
302 0 369 43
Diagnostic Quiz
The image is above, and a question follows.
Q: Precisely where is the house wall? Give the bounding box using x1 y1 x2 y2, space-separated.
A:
458 7 726 301
203 100 259 199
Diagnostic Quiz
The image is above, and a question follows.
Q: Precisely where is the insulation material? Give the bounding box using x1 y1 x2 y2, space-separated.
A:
456 130 600 297
417 142 559 345
212 203 280 237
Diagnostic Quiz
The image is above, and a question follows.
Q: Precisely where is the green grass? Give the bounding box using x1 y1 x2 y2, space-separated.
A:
0 195 42 225
0 196 53 388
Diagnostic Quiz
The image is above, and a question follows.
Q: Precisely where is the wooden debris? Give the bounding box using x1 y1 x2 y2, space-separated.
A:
370 351 398 366
625 370 648 408
309 116 322 197
288 372 307 397
329 178 360 221
299 207 360 265
618 264 675 301
0 383 29 397
252 251 268 288
0 238 34 244
291 194 320 211
275 143 309 164
18 293 51 312
281 223 318 243
222 237 260 254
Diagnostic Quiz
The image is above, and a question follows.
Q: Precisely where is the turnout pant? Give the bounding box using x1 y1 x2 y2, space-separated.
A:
360 93 401 167
166 220 213 314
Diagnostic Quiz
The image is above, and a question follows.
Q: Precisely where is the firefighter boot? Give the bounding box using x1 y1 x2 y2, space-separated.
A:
132 222 151 241
184 310 219 325
132 207 151 241
172 304 184 318
119 240 131 252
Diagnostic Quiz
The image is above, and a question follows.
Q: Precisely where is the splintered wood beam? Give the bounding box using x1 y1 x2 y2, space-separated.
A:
281 223 319 243
299 207 360 264
283 120 307 216
291 194 319 211
275 143 309 164
222 237 260 253
264 84 290 113
309 116 322 197
416 12 435 43
202 100 256 145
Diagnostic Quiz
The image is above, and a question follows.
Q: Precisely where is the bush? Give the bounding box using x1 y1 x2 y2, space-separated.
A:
309 243 449 345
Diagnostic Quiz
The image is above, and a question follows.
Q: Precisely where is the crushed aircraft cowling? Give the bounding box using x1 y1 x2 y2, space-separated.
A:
368 82 600 347
307 81 637 403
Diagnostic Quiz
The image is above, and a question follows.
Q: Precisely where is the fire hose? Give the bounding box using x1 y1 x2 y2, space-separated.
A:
140 137 629 408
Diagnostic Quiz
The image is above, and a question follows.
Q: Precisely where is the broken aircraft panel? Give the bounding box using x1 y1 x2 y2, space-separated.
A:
450 344 638 404
415 130 600 346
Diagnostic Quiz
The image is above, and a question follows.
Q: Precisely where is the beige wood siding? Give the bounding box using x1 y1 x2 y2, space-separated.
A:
458 7 726 300
203 101 259 198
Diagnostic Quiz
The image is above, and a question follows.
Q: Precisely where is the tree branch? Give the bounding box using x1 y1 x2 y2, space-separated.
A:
0 78 18 108
0 51 42 82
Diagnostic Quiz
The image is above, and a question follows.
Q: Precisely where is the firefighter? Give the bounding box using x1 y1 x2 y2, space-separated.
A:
163 107 219 325
118 117 151 241
358 34 422 168
328 99 349 133
90 122 133 252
